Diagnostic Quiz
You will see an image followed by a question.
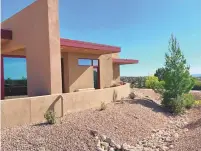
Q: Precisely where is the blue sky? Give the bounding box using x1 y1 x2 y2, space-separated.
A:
1 0 201 79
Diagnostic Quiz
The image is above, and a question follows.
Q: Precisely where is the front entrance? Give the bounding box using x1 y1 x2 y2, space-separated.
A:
61 58 65 93
93 68 98 89
93 59 100 89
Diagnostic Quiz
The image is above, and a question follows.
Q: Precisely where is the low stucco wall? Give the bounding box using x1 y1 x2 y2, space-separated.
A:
1 84 130 128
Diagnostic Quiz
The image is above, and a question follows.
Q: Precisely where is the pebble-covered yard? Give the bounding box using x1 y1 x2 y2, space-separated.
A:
1 89 201 151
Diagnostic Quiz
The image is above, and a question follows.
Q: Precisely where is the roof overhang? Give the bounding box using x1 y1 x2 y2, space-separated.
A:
113 58 139 65
1 29 12 40
60 38 121 54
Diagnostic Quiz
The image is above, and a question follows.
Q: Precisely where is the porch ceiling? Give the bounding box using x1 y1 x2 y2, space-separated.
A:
1 31 121 55
113 58 139 65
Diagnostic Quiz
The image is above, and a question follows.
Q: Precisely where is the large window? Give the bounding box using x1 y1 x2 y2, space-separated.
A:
3 57 27 98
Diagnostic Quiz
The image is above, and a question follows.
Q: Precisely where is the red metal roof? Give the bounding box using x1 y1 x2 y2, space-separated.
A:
60 38 121 53
113 58 139 65
1 29 12 40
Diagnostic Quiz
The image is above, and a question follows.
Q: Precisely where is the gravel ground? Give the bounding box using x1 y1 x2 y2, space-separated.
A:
1 89 201 151
1 90 168 151
173 106 201 151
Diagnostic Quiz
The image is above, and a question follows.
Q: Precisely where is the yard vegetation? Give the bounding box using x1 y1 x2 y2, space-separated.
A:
122 34 200 114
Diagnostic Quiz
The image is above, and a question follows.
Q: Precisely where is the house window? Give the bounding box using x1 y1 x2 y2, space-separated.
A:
78 59 92 66
92 59 98 66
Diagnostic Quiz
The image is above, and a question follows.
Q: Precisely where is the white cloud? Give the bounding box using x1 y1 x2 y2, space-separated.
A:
190 66 201 74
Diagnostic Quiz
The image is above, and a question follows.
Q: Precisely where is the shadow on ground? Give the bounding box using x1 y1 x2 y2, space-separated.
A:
185 118 201 130
33 122 49 127
125 98 170 116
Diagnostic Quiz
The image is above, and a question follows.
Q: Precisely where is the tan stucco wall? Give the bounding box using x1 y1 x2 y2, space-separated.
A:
99 54 113 88
112 53 120 58
1 84 130 128
1 0 62 96
113 64 120 82
61 52 113 92
67 53 96 92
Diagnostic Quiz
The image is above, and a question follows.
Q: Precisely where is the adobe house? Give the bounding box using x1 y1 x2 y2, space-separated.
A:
1 0 138 100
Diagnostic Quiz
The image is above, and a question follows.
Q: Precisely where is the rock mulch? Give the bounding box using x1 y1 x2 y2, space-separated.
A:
2 89 200 151
1 100 168 151
93 114 190 151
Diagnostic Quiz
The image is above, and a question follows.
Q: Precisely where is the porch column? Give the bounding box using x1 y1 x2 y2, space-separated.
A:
1 55 5 99
26 0 62 96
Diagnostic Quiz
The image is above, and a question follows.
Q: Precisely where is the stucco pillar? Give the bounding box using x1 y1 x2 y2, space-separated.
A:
1 55 5 99
26 0 62 96
113 64 120 82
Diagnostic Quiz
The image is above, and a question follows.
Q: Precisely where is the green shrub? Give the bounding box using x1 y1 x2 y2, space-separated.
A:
192 79 201 90
166 95 185 114
194 100 201 106
145 76 159 89
153 80 165 94
182 93 195 109
44 110 56 124
129 77 146 88
100 102 107 111
162 93 195 113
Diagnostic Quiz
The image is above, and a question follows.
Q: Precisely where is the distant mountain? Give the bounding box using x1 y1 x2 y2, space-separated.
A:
192 74 201 77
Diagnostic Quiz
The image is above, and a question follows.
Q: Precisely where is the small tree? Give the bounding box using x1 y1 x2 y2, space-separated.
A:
162 34 195 111
154 67 166 81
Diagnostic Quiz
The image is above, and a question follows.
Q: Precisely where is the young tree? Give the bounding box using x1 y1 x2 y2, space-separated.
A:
162 34 195 108
154 67 166 81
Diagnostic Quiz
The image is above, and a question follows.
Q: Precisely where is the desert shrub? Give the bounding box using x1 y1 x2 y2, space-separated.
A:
182 93 195 109
129 92 136 99
162 94 185 114
100 102 107 111
192 79 201 90
121 76 146 88
170 95 185 114
135 77 146 88
145 76 159 89
113 90 118 102
44 110 56 124
194 100 201 106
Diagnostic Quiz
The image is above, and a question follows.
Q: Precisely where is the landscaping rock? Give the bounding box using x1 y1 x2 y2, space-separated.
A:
122 143 129 150
169 144 174 149
100 141 109 148
109 147 115 151
97 147 104 151
38 147 46 151
174 133 179 138
100 135 106 141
